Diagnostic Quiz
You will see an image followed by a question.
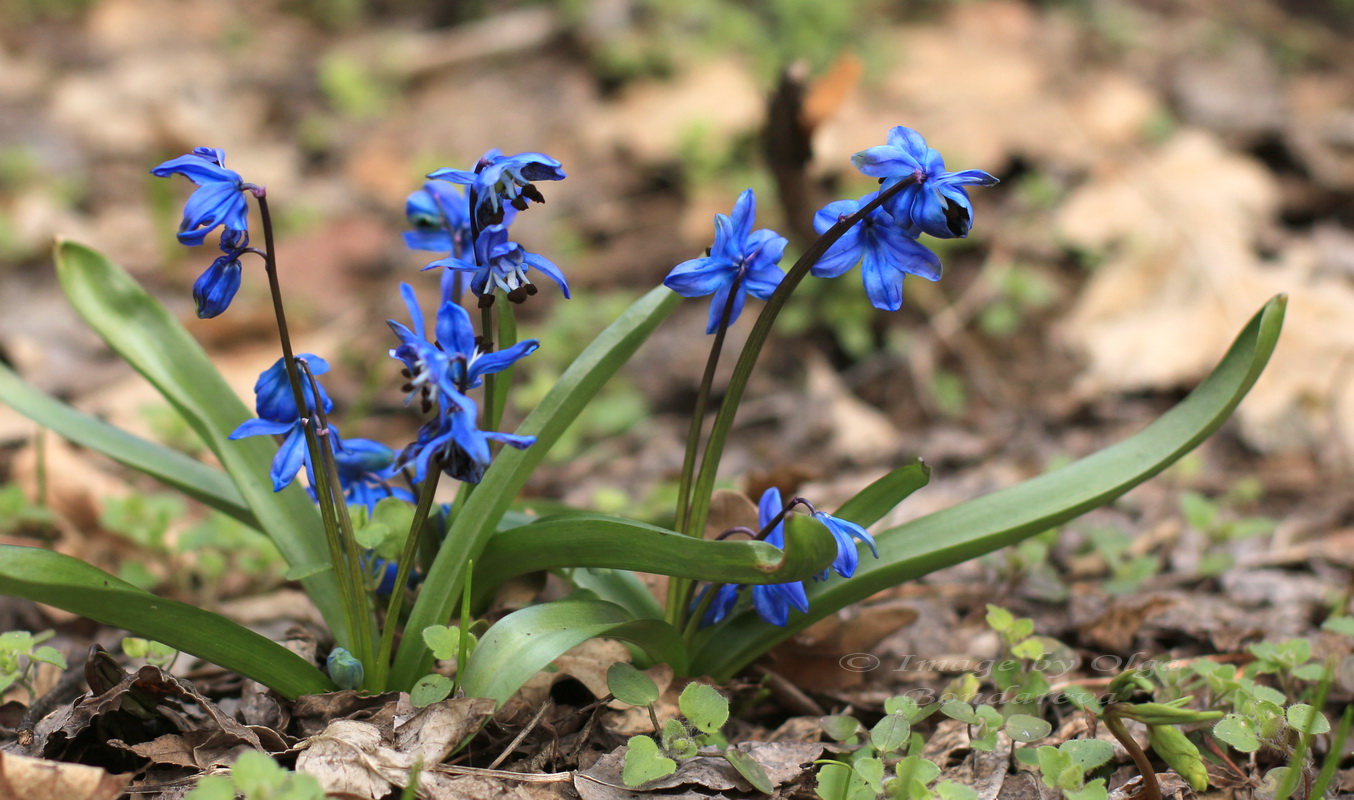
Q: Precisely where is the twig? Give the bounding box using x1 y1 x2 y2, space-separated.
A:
487 698 553 770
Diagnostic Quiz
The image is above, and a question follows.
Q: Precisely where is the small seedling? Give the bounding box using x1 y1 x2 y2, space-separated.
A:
185 750 324 800
0 629 66 700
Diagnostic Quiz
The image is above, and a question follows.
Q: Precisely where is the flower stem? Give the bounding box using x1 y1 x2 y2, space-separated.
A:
254 191 366 653
1104 705 1162 800
667 272 743 628
297 359 374 685
682 176 918 554
479 303 497 438
374 468 441 691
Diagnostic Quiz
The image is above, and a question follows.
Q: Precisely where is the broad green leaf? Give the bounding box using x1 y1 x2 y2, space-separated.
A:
0 362 255 527
1287 703 1331 735
460 597 686 707
723 749 773 795
0 545 332 698
1062 739 1114 771
1213 714 1260 752
51 241 343 639
1005 714 1052 743
870 714 911 753
623 735 677 787
607 662 660 707
936 780 979 800
693 296 1286 679
833 459 930 528
392 286 681 689
568 568 664 620
819 715 862 742
422 625 462 661
411 674 454 707
679 682 729 734
475 513 838 595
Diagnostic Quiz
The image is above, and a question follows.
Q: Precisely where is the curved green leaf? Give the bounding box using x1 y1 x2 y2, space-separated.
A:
569 569 664 620
0 363 255 527
460 597 687 707
391 286 681 689
834 459 931 528
52 241 342 638
0 545 333 698
474 513 838 601
692 295 1286 679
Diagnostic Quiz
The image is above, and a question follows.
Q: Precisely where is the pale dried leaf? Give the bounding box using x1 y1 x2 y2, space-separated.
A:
0 751 128 800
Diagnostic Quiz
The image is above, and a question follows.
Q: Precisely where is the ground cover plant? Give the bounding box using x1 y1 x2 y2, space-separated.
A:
6 3 1354 797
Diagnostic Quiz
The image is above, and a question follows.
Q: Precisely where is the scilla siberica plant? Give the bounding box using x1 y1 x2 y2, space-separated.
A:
0 125 1284 707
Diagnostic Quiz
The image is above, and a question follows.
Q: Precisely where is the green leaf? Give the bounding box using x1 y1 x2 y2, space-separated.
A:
679 682 729 734
1005 714 1052 743
460 596 687 708
623 735 677 787
819 715 861 742
421 625 462 661
0 363 254 527
936 780 979 800
410 674 454 707
940 700 980 725
608 662 660 707
870 714 911 753
1213 714 1260 752
568 568 663 620
1321 616 1354 637
724 748 774 795
815 761 872 800
50 241 343 639
30 645 67 670
832 459 931 528
392 286 680 689
1287 703 1331 735
985 604 1015 633
476 513 837 604
1062 739 1114 771
1036 746 1072 790
0 545 332 698
692 296 1286 679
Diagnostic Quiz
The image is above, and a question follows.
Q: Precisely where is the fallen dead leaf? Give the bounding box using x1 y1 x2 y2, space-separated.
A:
574 741 824 800
0 751 129 800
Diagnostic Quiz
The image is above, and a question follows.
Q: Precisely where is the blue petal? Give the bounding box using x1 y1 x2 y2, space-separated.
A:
851 145 924 179
399 283 426 340
483 430 536 450
727 189 756 251
705 279 746 334
860 248 905 312
467 339 540 383
523 253 570 298
943 169 1000 187
664 256 733 298
435 301 476 359
752 585 790 626
814 512 879 578
151 154 241 186
229 418 293 439
878 229 942 282
270 427 308 491
403 229 452 252
427 167 477 185
699 584 740 626
885 126 931 160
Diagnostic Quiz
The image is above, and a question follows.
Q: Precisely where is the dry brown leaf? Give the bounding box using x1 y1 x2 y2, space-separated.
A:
575 741 824 799
0 752 129 800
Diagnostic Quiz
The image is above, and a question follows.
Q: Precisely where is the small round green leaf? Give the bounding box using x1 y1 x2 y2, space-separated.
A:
1213 714 1260 752
819 715 862 742
1004 714 1052 743
870 714 911 753
422 625 462 661
411 674 454 707
679 682 729 734
607 661 659 707
1286 704 1331 735
940 700 980 725
623 735 677 787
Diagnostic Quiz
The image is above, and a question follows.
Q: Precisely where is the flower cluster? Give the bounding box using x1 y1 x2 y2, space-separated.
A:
151 148 256 318
701 488 879 627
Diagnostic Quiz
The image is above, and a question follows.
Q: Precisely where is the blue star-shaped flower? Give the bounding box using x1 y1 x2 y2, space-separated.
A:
331 435 414 509
399 393 535 485
852 126 998 239
402 181 472 255
228 354 332 492
428 149 565 229
424 224 568 303
702 488 809 627
663 189 788 333
811 193 941 311
812 511 879 580
151 147 251 246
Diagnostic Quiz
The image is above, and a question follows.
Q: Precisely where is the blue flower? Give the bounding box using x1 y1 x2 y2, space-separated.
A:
663 189 787 333
192 230 251 318
812 511 878 580
228 354 332 492
428 149 565 229
811 193 941 311
399 393 535 484
332 435 414 509
327 647 364 690
151 147 251 246
403 181 472 255
852 126 998 239
701 488 809 627
425 224 569 303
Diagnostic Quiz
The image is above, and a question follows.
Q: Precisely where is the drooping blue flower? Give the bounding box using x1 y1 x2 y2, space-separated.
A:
664 189 787 333
811 193 942 312
332 435 414 509
812 510 879 580
398 392 535 485
425 224 569 303
852 126 998 239
151 147 251 246
701 487 809 627
192 229 251 318
428 149 565 229
228 354 332 492
403 181 472 255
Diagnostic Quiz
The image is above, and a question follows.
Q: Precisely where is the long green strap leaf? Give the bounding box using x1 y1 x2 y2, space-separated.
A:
52 241 343 639
474 512 838 599
391 286 681 689
569 568 664 620
692 295 1286 679
0 545 333 699
0 363 256 527
461 597 686 707
834 459 931 528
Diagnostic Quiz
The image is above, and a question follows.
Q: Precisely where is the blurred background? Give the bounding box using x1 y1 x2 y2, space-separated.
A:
2 0 1353 613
